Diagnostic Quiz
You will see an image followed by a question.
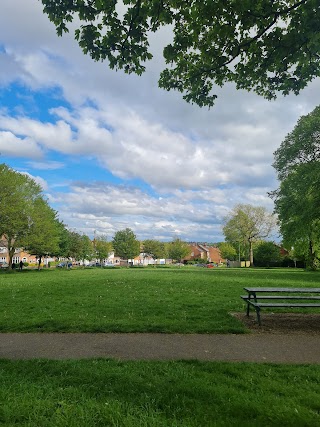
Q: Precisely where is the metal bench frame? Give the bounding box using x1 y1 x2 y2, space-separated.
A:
241 288 320 326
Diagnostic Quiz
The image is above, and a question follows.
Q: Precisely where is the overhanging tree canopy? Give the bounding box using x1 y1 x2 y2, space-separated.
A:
40 0 320 107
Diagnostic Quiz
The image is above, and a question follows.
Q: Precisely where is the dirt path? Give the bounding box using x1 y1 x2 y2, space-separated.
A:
0 331 319 363
1 314 319 363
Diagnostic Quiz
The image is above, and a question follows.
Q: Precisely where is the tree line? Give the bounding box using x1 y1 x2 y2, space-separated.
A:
0 168 191 268
221 105 320 269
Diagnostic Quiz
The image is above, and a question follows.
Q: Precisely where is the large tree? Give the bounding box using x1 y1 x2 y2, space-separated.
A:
223 204 276 265
272 106 320 269
23 198 61 270
41 0 320 107
143 239 167 264
79 234 95 265
273 105 320 179
94 235 112 265
254 241 281 267
112 228 140 262
272 162 320 269
167 238 190 264
218 242 238 261
52 225 83 265
0 164 46 267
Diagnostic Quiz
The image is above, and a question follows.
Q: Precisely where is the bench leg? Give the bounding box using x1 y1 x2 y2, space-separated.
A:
255 306 262 326
246 294 256 317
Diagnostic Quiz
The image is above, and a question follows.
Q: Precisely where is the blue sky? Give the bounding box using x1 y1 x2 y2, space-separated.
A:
1 1 319 242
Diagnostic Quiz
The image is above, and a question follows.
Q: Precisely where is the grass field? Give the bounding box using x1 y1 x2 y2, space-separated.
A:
0 359 320 426
0 267 319 333
1 267 320 426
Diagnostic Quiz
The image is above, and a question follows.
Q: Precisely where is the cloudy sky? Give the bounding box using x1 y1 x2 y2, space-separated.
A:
0 1 319 242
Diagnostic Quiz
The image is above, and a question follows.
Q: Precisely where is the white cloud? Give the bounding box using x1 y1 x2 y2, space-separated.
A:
0 0 318 241
0 131 42 158
27 160 65 170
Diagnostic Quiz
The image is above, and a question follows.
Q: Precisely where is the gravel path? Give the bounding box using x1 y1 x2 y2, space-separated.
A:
0 332 320 363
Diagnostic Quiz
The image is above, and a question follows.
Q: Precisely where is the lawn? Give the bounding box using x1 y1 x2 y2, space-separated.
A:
1 267 320 426
0 267 319 333
0 359 319 426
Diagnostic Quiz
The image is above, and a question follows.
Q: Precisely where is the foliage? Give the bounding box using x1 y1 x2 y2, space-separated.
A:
112 228 140 260
223 204 276 264
40 0 320 107
53 226 83 264
0 163 46 267
79 234 94 264
273 106 320 180
254 241 281 267
94 234 112 264
142 239 167 262
272 106 320 269
273 164 320 269
23 198 61 270
167 238 190 263
218 242 237 261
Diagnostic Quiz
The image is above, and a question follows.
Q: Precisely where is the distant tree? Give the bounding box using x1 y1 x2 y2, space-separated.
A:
79 234 94 266
95 235 112 266
0 163 47 267
282 241 308 268
223 204 276 265
51 227 94 267
52 225 83 266
254 241 281 267
68 231 88 262
168 238 191 265
41 0 320 107
143 239 167 265
23 198 61 270
218 242 237 261
112 228 140 262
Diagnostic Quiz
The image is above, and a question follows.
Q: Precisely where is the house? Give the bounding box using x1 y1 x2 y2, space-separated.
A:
184 243 224 264
127 253 167 266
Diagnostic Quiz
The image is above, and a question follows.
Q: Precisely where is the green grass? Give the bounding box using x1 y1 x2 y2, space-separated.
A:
0 359 319 426
0 267 319 333
1 269 320 426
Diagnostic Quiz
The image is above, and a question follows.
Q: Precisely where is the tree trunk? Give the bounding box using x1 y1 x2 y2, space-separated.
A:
308 240 318 270
9 247 15 269
38 255 42 271
249 240 254 266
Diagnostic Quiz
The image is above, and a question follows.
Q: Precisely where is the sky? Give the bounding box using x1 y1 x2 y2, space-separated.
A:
0 1 319 243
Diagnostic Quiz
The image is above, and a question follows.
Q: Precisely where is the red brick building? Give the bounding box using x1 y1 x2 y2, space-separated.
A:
184 243 224 264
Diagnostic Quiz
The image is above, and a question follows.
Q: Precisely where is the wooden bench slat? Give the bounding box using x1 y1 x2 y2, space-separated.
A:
249 302 320 308
244 287 320 293
242 287 320 325
241 295 320 300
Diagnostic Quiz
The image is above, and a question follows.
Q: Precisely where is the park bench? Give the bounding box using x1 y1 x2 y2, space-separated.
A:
241 287 320 326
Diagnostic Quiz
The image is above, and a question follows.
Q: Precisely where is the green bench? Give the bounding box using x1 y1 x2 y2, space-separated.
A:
241 287 320 326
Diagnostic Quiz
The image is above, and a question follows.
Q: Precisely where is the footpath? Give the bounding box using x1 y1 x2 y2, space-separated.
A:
0 332 320 364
